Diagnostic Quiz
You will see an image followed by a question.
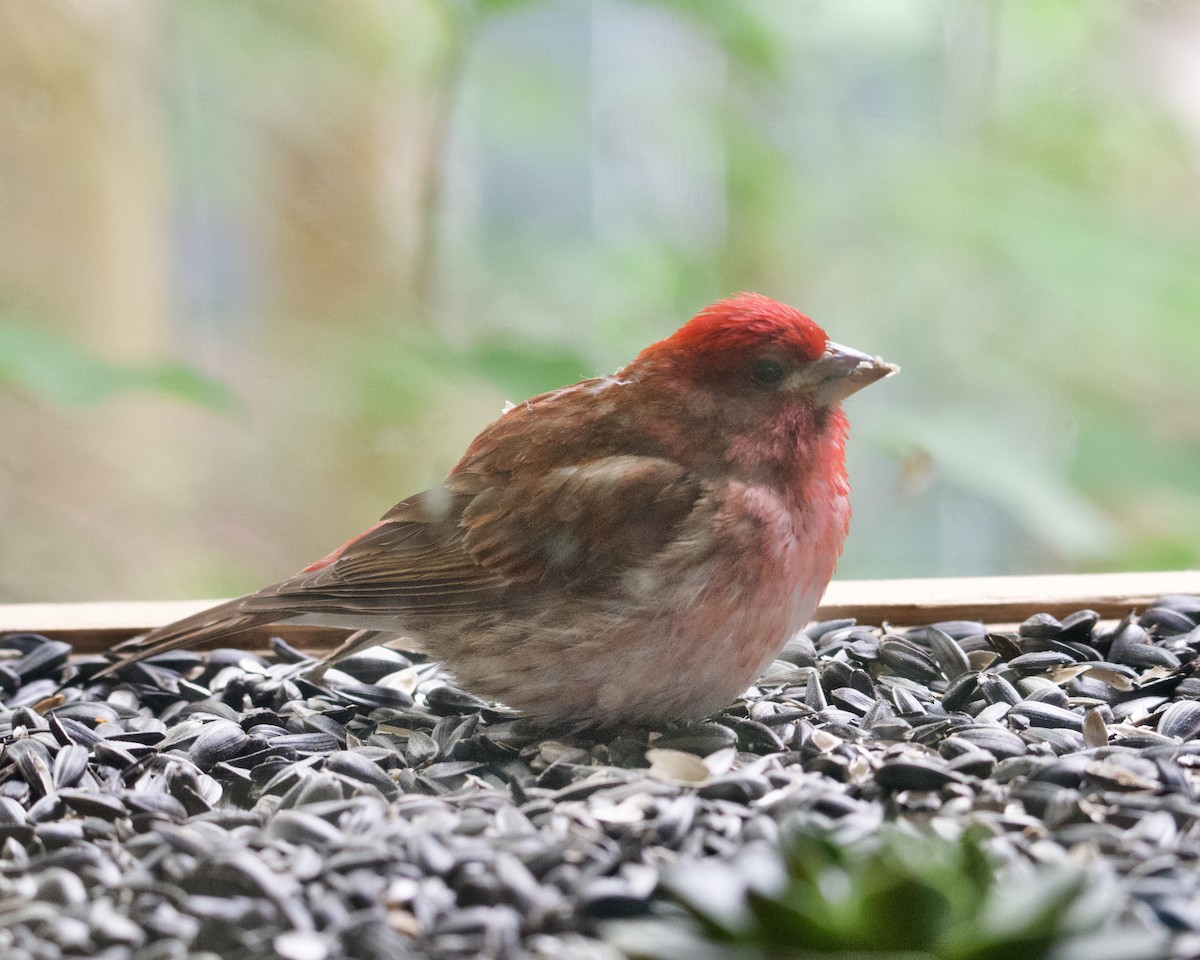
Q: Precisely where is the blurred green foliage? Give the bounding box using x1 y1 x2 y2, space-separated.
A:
2 0 1199 601
0 315 233 411
438 0 1200 575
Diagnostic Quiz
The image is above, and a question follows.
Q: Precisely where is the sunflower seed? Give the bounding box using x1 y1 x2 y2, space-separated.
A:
831 688 876 716
323 751 398 800
879 639 939 682
653 723 738 756
1120 645 1182 670
1009 702 1085 731
1107 617 1151 664
11 639 72 681
945 749 996 778
1158 701 1200 741
1140 607 1197 636
922 627 971 680
1059 609 1100 639
697 773 770 803
1083 708 1109 749
802 668 827 710
1008 651 1078 674
1084 759 1160 792
876 758 963 791
271 733 341 755
935 671 978 712
955 725 1027 758
1153 595 1200 620
4 594 1199 956
778 632 818 667
986 632 1023 660
1021 728 1086 754
1020 613 1064 639
1023 684 1070 709
1062 676 1121 704
58 789 128 821
978 674 1022 707
4 737 55 798
189 721 252 769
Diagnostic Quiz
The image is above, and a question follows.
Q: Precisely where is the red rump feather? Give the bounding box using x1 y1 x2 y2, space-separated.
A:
302 520 387 572
639 293 828 364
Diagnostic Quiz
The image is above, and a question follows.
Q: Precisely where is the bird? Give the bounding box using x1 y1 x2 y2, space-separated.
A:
102 293 897 726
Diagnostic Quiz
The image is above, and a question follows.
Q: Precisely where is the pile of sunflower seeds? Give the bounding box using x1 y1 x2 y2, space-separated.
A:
1 595 1200 959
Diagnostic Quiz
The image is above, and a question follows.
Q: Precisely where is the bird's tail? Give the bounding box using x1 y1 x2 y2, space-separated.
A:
94 598 282 679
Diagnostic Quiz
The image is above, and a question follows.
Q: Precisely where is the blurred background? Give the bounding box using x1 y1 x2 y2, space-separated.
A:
2 0 1199 604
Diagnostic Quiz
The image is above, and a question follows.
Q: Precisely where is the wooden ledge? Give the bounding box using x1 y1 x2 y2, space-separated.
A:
1 570 1198 654
819 570 1200 625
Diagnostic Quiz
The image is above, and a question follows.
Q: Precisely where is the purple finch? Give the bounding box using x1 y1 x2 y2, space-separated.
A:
106 294 896 725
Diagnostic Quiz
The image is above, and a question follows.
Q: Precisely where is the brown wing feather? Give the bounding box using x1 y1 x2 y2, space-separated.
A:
256 456 700 608
98 479 497 673
460 455 701 584
103 454 703 671
255 473 510 613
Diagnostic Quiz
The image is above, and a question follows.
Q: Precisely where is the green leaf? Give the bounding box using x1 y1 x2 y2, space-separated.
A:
0 322 236 411
640 826 1170 960
745 887 851 953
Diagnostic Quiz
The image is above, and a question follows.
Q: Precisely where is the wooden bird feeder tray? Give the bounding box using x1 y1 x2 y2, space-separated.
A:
2 571 1198 654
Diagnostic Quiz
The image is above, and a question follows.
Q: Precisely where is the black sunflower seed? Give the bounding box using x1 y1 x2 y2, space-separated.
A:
1158 701 1200 741
11 639 73 681
6 592 1200 957
876 759 963 791
1008 651 1077 673
1140 607 1197 636
1009 702 1085 732
1019 613 1063 639
1119 645 1181 671
878 639 939 682
190 721 252 769
653 723 737 756
940 672 980 712
1059 609 1101 640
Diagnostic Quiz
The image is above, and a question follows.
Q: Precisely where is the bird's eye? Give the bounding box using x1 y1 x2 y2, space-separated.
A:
750 357 787 387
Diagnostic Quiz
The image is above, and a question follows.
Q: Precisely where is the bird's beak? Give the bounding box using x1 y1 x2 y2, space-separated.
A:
794 341 899 406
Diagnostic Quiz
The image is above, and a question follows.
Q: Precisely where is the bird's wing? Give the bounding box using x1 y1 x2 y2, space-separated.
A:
255 474 510 616
100 479 496 668
458 454 702 586
101 455 703 669
257 454 703 613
